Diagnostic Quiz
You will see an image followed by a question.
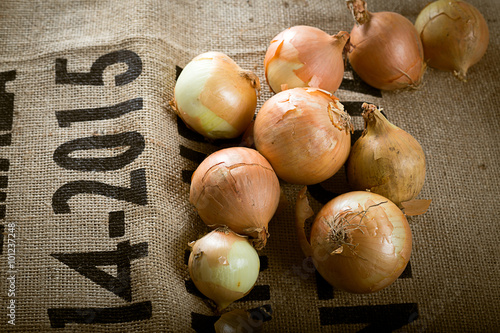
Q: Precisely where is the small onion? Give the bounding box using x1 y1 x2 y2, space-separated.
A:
190 147 281 249
415 0 489 81
295 188 412 293
346 0 425 90
253 87 352 185
346 103 426 207
171 52 261 139
188 228 260 311
264 25 350 94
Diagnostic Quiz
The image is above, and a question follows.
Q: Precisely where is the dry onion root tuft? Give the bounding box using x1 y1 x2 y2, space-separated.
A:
415 0 489 81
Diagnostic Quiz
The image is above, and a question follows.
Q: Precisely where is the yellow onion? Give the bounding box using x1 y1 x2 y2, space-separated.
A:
264 25 350 94
253 88 352 185
346 0 425 90
188 228 260 311
190 147 280 249
346 103 426 207
295 188 412 293
415 0 489 81
171 52 261 139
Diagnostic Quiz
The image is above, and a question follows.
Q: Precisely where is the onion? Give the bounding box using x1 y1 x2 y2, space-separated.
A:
295 188 412 293
190 147 281 249
415 0 489 81
171 52 261 139
264 25 349 94
253 87 352 185
188 228 260 311
346 103 426 207
346 0 425 90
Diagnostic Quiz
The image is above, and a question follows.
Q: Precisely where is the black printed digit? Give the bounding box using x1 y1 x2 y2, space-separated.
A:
51 240 148 302
52 168 147 214
53 131 145 171
48 301 152 328
55 50 142 86
56 98 143 127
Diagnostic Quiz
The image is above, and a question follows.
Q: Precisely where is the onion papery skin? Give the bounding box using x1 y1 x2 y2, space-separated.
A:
172 52 260 139
347 0 425 90
264 25 349 94
253 88 352 185
190 147 280 249
415 0 489 81
296 189 412 294
346 103 426 207
188 229 260 311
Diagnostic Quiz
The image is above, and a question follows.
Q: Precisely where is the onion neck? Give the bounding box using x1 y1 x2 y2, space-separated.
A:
331 31 351 64
346 0 371 25
240 70 261 97
361 103 397 134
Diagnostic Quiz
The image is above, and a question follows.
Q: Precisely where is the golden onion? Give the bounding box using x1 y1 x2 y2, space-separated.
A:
171 52 260 139
264 25 349 94
190 147 280 249
415 0 489 81
346 0 425 90
346 103 426 207
253 87 352 185
188 228 260 311
296 188 412 293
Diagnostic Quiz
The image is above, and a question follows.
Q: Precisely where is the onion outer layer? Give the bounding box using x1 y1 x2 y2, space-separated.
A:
295 188 412 294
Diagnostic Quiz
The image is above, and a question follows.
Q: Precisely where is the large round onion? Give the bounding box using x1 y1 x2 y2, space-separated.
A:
296 188 412 293
190 147 281 249
264 25 349 94
415 0 489 81
253 88 352 185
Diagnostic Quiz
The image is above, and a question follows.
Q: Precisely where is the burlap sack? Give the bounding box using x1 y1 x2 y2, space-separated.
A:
0 0 498 331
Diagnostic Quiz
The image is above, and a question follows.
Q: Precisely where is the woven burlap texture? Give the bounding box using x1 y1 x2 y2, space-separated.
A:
0 0 499 332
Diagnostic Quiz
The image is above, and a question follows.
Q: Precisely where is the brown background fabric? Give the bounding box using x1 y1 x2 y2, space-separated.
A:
0 0 498 331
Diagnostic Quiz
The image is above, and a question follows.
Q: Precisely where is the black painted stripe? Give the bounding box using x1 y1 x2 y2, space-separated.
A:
319 303 418 328
0 133 11 146
179 145 207 164
0 159 9 171
47 301 152 328
0 224 4 255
